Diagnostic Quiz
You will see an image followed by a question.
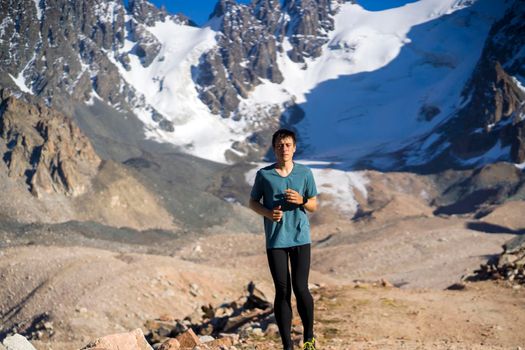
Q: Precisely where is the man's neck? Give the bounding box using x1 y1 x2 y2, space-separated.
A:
276 160 294 172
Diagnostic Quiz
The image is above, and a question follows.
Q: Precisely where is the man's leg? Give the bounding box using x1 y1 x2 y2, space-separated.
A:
267 248 293 349
290 243 314 343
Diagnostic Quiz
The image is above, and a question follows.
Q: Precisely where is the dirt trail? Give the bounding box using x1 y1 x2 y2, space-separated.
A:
243 281 525 350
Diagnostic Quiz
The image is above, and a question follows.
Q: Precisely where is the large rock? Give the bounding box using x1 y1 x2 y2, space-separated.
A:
128 22 162 68
2 334 37 350
81 328 153 350
174 329 201 349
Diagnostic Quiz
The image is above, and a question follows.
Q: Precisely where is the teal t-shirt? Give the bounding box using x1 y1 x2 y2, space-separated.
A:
250 162 318 249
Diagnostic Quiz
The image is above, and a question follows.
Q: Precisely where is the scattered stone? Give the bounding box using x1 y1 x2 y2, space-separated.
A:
201 304 215 320
251 328 264 337
145 319 178 343
158 314 175 322
158 338 180 350
468 235 525 286
189 283 202 297
199 335 215 343
380 279 394 288
175 329 201 349
81 328 153 350
447 282 467 291
206 336 234 348
75 307 88 313
264 324 279 337
217 334 239 343
354 281 370 289
146 283 272 349
292 325 303 334
2 334 37 350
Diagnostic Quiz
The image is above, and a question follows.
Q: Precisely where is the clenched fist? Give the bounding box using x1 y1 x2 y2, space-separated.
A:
271 205 283 222
284 189 303 205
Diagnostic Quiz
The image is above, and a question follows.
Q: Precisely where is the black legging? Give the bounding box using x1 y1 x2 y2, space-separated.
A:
266 243 314 349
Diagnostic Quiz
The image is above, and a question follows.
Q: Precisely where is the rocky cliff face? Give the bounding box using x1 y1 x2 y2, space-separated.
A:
283 0 340 63
409 0 525 170
449 0 525 163
195 0 343 118
0 0 128 111
0 90 101 197
0 0 186 133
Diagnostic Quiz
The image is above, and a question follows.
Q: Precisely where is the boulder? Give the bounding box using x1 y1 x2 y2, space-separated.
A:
174 329 201 349
2 334 37 350
81 328 153 350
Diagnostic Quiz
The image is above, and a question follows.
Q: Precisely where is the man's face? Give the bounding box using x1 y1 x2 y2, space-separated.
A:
273 136 296 163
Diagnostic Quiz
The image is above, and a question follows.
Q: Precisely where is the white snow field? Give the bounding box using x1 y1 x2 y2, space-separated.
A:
261 0 507 167
111 0 509 165
111 16 251 162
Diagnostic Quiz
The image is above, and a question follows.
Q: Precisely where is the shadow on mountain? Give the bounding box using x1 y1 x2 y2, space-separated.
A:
271 0 508 174
434 188 500 215
465 221 525 235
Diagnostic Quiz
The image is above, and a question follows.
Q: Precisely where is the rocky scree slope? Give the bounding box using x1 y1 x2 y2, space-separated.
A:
0 90 176 230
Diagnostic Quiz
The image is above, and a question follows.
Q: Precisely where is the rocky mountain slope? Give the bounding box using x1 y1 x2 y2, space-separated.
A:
0 90 177 230
402 0 525 171
2 0 523 169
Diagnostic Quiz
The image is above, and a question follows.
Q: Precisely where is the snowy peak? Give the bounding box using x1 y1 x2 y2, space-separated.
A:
209 0 241 20
127 0 167 26
194 0 344 119
1 0 523 171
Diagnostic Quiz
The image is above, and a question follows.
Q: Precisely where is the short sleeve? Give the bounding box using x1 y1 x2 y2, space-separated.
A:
250 170 263 201
304 168 318 198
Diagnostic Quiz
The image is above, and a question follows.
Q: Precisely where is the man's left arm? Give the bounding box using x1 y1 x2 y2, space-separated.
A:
303 196 318 212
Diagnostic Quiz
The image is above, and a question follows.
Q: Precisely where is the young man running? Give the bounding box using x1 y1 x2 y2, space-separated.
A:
249 129 318 350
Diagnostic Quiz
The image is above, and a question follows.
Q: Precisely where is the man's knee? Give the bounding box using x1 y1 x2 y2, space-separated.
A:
292 284 310 297
275 282 291 295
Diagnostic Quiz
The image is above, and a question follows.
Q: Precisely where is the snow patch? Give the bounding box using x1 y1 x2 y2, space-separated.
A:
86 89 103 106
33 0 42 21
8 53 37 95
515 161 525 170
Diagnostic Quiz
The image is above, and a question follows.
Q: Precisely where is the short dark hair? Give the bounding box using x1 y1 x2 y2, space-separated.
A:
272 128 296 148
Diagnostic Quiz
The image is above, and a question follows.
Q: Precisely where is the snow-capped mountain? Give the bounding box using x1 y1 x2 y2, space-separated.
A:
1 0 524 170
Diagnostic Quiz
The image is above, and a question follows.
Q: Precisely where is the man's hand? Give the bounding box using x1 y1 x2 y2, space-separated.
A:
284 189 303 205
271 205 283 222
249 199 285 222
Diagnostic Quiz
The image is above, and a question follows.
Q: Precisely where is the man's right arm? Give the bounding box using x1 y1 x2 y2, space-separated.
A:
249 198 271 219
249 198 282 222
